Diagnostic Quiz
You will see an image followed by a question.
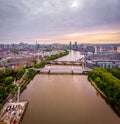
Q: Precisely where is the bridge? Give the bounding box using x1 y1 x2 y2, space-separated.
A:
35 65 91 75
46 60 83 66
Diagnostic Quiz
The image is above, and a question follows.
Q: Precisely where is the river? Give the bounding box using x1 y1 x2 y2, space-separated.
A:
21 51 120 124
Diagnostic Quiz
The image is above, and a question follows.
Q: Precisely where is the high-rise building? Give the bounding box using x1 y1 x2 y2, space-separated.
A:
69 41 72 50
75 41 78 48
94 46 97 54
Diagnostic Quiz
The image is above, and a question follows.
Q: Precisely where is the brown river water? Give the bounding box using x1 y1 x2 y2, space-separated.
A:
21 51 120 124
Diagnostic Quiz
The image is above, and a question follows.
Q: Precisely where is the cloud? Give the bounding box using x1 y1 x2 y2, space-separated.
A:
0 0 120 43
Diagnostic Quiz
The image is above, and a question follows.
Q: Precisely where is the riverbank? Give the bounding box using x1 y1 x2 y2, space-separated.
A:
88 68 120 117
88 78 106 99
88 77 120 117
20 69 37 93
46 50 69 60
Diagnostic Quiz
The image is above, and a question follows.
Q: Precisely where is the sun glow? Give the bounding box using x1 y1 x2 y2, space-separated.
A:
70 0 83 10
71 1 79 8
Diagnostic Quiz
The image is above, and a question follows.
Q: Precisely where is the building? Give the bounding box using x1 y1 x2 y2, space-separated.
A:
96 61 113 69
69 41 72 50
75 42 78 48
117 46 120 53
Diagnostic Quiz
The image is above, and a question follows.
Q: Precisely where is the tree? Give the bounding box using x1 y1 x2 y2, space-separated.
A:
34 61 46 68
0 86 5 103
15 68 25 80
0 70 5 83
5 68 15 77
6 84 16 93
4 76 13 86
107 69 120 80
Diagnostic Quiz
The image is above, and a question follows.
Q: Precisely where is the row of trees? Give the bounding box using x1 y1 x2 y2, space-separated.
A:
34 50 69 68
0 68 25 107
34 60 46 69
88 68 120 113
46 50 69 60
20 69 37 92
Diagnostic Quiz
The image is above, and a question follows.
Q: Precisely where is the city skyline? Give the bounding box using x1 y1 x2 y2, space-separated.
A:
0 0 120 44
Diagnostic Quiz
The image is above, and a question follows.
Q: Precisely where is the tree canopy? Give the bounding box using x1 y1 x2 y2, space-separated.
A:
88 68 120 113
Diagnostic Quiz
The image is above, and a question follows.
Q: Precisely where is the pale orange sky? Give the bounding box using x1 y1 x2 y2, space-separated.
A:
32 29 120 44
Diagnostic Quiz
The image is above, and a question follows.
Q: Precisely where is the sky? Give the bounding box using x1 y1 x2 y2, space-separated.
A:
0 0 120 44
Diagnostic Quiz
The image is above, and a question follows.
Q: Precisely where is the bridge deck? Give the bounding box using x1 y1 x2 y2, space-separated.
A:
35 65 91 75
46 60 83 66
38 70 84 75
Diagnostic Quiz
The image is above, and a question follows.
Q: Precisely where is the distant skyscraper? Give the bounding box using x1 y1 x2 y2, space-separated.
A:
94 46 97 54
75 41 78 48
36 41 39 49
69 41 72 50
